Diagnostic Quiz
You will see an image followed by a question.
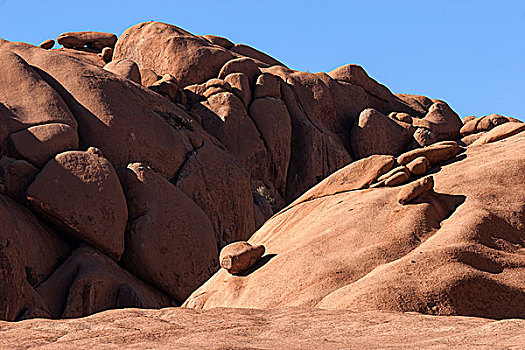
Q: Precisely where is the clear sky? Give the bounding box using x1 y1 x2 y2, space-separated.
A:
1 0 524 120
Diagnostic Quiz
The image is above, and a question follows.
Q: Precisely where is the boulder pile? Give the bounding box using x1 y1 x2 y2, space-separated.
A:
0 21 523 322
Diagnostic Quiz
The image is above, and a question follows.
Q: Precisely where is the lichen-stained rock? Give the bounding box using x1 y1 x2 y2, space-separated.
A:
471 122 525 146
249 97 292 194
36 246 172 319
0 156 39 203
219 241 265 274
175 142 255 245
9 123 79 167
350 108 411 159
114 21 234 87
119 163 218 302
397 141 463 166
57 31 117 51
0 195 70 321
185 134 525 319
398 176 434 205
412 127 436 147
103 59 141 83
0 49 77 155
26 148 127 260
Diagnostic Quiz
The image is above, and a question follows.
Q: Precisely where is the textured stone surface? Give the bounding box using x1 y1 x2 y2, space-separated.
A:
185 134 525 320
27 149 127 260
119 163 218 302
3 308 525 349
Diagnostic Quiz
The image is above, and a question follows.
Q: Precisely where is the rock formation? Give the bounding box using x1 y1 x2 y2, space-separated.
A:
0 20 523 334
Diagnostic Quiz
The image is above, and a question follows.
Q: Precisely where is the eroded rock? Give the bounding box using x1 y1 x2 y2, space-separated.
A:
26 148 127 260
220 241 266 274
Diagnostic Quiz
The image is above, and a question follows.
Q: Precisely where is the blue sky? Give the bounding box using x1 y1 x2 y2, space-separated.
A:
1 0 524 120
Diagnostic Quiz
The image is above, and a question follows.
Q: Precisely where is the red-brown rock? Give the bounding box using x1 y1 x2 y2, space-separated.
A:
26 148 127 260
397 141 463 166
36 246 172 318
103 59 141 83
0 195 70 321
119 163 218 302
114 22 234 87
249 97 292 194
0 156 39 203
230 43 285 67
0 49 77 154
224 72 251 107
218 57 263 84
219 241 266 274
351 108 411 159
57 31 117 51
175 142 255 245
203 34 234 49
9 123 79 167
39 39 54 50
471 122 525 146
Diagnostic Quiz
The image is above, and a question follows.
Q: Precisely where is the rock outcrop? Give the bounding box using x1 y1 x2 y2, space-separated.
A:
0 20 523 325
185 132 525 320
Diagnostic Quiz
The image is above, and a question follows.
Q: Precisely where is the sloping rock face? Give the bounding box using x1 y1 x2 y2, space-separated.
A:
0 20 522 322
185 133 525 319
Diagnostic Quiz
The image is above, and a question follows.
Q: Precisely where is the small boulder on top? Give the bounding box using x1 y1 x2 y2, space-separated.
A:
57 31 117 51
398 176 435 205
39 39 55 50
220 241 266 275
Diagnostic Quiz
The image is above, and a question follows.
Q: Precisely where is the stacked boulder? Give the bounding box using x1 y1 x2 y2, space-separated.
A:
0 21 523 321
459 114 524 145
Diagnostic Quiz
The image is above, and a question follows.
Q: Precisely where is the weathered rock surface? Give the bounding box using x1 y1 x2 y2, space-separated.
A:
0 49 77 154
3 308 525 349
0 156 39 203
39 39 54 50
36 246 172 319
397 141 463 165
219 241 265 274
0 195 71 321
103 59 141 83
185 133 525 319
114 21 235 87
0 21 523 332
398 175 434 204
26 148 127 260
471 122 525 146
57 31 117 51
119 163 218 302
351 108 411 158
9 123 79 167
